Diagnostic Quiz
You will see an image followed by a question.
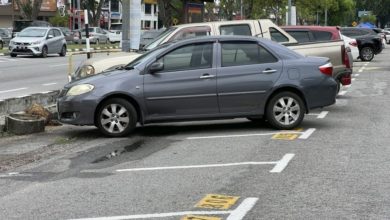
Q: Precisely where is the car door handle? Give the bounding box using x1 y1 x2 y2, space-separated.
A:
200 74 216 79
262 69 277 74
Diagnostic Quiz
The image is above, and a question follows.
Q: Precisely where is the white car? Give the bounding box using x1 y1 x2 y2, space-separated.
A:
342 34 359 61
383 30 390 44
70 52 142 82
103 29 122 43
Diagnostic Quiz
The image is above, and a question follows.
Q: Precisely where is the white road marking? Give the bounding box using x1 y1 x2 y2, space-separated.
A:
358 69 363 73
355 74 360 77
269 154 295 173
0 87 28 94
0 172 32 178
298 128 316 139
116 154 294 173
317 111 329 119
338 91 347 96
226 198 259 220
69 198 258 220
352 78 356 81
49 64 68 67
42 83 57 86
364 63 369 66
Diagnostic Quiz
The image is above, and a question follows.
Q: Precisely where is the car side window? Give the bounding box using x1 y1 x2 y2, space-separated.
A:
170 26 211 41
220 24 252 36
158 43 213 72
269 27 289 43
312 31 333 41
54 30 62 37
48 30 54 37
286 30 311 43
221 41 278 67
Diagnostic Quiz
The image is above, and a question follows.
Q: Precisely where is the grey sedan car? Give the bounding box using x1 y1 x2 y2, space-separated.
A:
57 36 337 137
9 27 67 57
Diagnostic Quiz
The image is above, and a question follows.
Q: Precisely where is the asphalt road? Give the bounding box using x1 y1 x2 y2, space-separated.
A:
0 48 389 219
0 52 117 100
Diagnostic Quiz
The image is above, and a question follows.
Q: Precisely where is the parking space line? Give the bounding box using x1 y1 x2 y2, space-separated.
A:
49 64 68 67
338 91 347 96
69 198 258 220
358 69 363 73
344 85 351 88
298 128 316 139
42 83 58 86
182 216 221 220
352 78 356 81
226 197 258 220
0 87 28 94
115 154 294 174
355 74 360 77
187 131 300 140
308 111 328 119
269 154 295 173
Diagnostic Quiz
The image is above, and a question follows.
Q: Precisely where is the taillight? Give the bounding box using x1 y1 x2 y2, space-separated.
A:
319 63 333 76
349 40 357 47
344 47 351 69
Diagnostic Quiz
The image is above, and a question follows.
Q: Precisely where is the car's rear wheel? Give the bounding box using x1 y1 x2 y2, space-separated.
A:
59 45 66 57
360 46 374 61
96 98 137 137
41 46 48 58
266 91 305 130
10 53 17 57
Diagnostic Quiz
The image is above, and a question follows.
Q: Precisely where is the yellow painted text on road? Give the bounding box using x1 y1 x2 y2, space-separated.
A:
181 215 221 220
195 194 240 210
272 128 303 140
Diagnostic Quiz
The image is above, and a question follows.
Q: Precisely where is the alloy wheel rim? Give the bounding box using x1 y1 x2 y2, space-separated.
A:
100 104 130 134
273 97 300 126
362 48 373 60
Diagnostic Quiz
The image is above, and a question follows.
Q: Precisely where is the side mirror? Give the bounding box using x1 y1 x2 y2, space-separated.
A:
149 61 164 73
47 34 54 39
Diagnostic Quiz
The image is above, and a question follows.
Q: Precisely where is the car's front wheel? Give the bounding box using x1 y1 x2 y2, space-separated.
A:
10 53 17 57
0 41 3 50
266 92 305 130
41 46 48 58
96 98 137 137
59 45 66 57
360 46 374 61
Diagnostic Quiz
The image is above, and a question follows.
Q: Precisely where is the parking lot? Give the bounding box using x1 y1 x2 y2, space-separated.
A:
0 47 390 219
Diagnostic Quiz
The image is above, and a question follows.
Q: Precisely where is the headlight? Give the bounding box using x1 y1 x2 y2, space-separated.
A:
79 65 95 77
31 41 42 45
9 41 14 46
66 84 94 96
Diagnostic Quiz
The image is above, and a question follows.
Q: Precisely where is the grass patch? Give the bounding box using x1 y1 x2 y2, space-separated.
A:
0 48 8 54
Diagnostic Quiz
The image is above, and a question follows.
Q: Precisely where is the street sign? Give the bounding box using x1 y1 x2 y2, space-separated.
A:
352 21 358 27
172 18 179 25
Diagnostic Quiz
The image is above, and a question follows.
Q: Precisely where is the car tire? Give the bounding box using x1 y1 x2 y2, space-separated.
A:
59 45 66 57
335 79 341 94
359 46 374 61
265 91 305 130
0 41 3 50
41 46 48 58
10 53 17 57
96 98 137 137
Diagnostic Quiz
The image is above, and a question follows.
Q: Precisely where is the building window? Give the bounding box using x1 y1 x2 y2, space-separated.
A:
111 0 119 12
145 3 152 14
145 20 151 29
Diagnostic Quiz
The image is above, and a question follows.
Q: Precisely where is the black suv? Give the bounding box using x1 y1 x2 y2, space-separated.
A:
340 27 383 61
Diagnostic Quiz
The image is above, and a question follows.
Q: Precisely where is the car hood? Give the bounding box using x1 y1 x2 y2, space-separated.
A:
11 36 45 43
66 69 135 88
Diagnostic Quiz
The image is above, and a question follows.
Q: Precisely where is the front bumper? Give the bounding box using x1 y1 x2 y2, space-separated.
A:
9 44 43 55
57 91 99 126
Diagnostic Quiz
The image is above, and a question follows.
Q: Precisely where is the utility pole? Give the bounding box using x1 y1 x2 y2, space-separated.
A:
84 9 91 59
122 0 141 52
288 0 292 25
240 0 243 19
122 0 130 52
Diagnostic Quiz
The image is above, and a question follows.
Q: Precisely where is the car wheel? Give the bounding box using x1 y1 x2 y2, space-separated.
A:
360 46 374 61
10 53 17 57
59 45 66 57
0 41 3 50
41 46 48 58
96 98 137 137
335 79 341 94
266 91 305 130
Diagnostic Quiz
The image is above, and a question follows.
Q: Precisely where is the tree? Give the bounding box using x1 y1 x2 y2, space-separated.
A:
14 0 43 20
82 0 105 26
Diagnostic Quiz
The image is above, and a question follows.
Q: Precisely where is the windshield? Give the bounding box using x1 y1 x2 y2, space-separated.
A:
144 27 176 50
18 28 47 37
124 44 170 70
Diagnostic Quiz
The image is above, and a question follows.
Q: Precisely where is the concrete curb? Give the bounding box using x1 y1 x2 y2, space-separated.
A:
67 46 120 52
0 90 60 134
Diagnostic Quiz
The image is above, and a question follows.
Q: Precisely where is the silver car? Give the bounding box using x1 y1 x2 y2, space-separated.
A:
57 36 337 137
77 27 109 44
9 27 67 58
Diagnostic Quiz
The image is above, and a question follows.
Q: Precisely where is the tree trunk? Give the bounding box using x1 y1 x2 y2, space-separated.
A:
31 0 43 20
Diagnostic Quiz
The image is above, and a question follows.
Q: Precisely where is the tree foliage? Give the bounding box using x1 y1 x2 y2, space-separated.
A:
49 13 69 27
14 0 43 20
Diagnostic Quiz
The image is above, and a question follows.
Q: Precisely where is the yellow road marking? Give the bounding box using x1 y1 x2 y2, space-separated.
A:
195 194 240 210
271 128 303 140
181 215 222 220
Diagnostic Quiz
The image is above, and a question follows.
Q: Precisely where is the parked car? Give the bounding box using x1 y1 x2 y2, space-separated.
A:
341 35 359 61
102 29 122 43
140 29 165 49
69 52 142 82
0 36 3 50
58 27 76 43
0 28 11 46
75 27 109 44
57 36 337 137
12 20 51 38
340 27 383 61
9 27 67 58
382 29 390 44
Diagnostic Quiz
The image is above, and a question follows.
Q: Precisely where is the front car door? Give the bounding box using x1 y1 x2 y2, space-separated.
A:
217 40 283 114
143 41 218 120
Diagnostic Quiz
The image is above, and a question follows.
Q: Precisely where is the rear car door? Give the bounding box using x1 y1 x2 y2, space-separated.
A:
217 40 283 114
46 29 56 53
143 42 218 119
53 29 63 52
